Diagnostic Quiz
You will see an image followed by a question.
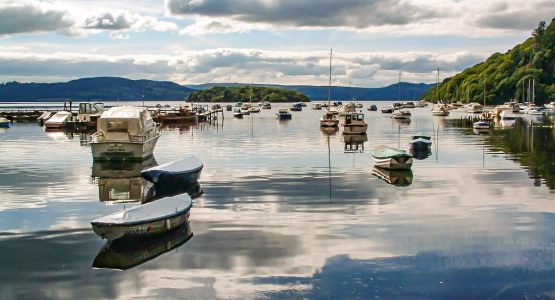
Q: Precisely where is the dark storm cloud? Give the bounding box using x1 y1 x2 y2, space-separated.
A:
0 1 73 35
166 0 440 28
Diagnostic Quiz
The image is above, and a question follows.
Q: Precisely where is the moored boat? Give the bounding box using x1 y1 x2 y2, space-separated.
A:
320 111 339 127
381 106 395 114
44 111 73 128
473 120 491 130
372 145 413 170
290 103 303 111
431 104 450 116
0 117 11 128
410 132 432 149
91 193 193 240
141 155 203 184
392 110 411 119
368 105 377 111
276 108 292 120
90 106 161 162
342 112 367 135
233 108 243 118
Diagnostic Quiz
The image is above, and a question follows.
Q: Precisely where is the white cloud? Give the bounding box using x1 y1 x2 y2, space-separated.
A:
0 48 487 86
179 17 261 35
0 0 74 35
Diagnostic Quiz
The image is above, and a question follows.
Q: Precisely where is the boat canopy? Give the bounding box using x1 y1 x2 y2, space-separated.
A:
97 106 154 140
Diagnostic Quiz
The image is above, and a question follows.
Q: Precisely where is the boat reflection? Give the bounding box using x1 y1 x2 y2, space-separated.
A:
145 181 204 203
372 166 413 187
410 147 432 160
92 158 157 203
473 128 490 135
320 126 338 136
92 221 193 271
342 134 367 153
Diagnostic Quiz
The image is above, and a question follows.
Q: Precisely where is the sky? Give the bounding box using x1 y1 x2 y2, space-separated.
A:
0 0 553 87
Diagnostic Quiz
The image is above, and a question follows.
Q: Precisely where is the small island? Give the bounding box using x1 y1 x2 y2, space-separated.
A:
186 86 310 103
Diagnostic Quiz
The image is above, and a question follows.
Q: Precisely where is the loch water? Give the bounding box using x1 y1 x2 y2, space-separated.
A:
0 102 554 299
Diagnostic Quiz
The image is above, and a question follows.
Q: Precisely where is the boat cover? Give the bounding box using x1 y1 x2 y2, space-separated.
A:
143 156 203 174
92 194 192 225
372 145 410 159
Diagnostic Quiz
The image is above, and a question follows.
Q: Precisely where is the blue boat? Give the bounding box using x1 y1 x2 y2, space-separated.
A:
409 132 432 149
0 117 11 128
290 103 303 111
141 155 203 184
276 109 292 120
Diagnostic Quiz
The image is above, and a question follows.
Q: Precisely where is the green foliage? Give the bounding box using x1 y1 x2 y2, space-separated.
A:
186 86 310 103
421 18 555 105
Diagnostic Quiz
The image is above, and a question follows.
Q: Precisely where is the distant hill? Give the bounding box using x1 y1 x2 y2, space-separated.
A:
0 77 432 102
186 82 433 101
187 86 309 103
0 77 195 101
421 18 555 105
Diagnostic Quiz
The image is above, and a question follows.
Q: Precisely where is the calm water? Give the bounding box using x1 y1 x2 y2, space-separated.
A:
0 102 554 299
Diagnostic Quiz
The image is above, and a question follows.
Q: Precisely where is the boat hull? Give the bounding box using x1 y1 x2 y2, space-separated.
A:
92 210 190 241
91 135 160 162
141 166 203 184
0 121 11 128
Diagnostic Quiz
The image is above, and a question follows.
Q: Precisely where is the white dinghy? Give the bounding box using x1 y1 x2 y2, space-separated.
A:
141 155 203 184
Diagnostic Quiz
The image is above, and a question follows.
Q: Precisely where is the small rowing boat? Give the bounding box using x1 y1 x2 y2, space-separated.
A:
372 145 413 170
141 156 203 184
410 132 432 149
91 194 193 240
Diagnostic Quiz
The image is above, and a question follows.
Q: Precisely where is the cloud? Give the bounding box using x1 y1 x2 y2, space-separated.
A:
474 1 555 30
81 11 178 32
0 49 486 87
179 17 258 35
0 0 177 37
0 0 74 35
166 0 440 29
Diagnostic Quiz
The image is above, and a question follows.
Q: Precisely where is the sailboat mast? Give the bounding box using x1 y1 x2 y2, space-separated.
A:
532 78 535 104
398 70 401 102
328 49 332 108
436 68 440 104
483 81 486 107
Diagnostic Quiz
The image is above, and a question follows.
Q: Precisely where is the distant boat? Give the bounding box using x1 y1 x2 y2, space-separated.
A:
466 103 483 113
141 155 203 184
473 120 491 130
381 106 395 113
226 105 233 111
91 193 193 240
0 117 11 128
290 103 303 111
402 101 416 108
233 108 243 118
410 132 432 149
392 110 411 119
276 108 292 120
372 145 413 170
431 104 450 116
261 102 272 109
342 112 367 135
414 100 428 108
368 105 377 111
372 166 413 187
44 111 72 128
312 103 322 110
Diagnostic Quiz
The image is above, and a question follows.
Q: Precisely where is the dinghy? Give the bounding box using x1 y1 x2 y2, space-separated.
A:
372 145 413 170
91 193 192 240
141 155 203 184
409 132 432 149
0 117 11 128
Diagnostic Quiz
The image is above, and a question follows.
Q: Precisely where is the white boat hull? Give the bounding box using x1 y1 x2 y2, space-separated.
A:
320 119 339 127
91 135 160 161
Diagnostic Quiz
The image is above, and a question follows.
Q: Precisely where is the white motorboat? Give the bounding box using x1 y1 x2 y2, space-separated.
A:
392 110 411 119
431 104 450 116
44 111 72 128
77 102 105 125
473 120 491 130
91 106 161 161
466 103 483 113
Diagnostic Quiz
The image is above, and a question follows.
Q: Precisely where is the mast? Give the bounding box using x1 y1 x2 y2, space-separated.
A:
532 78 535 104
398 70 401 102
483 81 486 107
528 78 531 103
436 67 440 104
328 49 332 109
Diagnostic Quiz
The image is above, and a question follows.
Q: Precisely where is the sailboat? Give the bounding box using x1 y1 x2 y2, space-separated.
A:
248 86 260 113
320 49 340 128
394 70 411 119
431 68 450 116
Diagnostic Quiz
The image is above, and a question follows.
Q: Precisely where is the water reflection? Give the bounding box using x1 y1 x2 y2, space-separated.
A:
371 166 413 186
92 158 157 203
342 134 367 153
93 221 193 270
410 147 432 160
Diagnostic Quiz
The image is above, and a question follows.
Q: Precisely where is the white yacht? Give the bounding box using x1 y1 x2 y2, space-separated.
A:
431 103 450 116
91 106 161 161
466 103 483 113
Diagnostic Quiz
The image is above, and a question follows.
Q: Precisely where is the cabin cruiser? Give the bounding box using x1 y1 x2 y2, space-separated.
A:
91 106 161 161
276 108 292 120
320 111 339 127
466 103 483 113
342 112 367 135
431 103 450 116
312 103 322 110
392 110 411 119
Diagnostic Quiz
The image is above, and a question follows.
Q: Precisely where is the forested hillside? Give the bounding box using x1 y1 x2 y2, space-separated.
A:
186 86 309 103
421 19 555 105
